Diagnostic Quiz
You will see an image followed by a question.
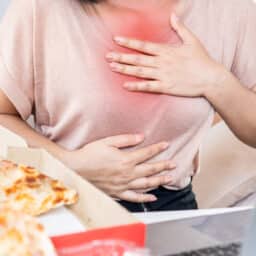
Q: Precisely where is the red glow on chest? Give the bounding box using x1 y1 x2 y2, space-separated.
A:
114 11 179 43
93 10 181 104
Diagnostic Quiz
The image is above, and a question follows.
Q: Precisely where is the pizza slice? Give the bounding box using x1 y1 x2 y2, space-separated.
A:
0 206 57 256
0 160 78 216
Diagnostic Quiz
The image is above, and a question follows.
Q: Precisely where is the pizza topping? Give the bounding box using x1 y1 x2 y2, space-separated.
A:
0 206 57 256
0 160 78 216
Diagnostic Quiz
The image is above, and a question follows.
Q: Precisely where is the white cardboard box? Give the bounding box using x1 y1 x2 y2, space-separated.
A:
0 126 253 255
0 126 145 255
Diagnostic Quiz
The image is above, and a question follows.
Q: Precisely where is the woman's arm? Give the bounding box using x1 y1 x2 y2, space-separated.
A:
105 14 256 148
213 115 222 126
0 89 67 160
205 73 256 147
0 89 175 202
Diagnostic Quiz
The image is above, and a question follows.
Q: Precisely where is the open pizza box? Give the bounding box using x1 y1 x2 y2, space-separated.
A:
0 126 146 255
1 126 252 255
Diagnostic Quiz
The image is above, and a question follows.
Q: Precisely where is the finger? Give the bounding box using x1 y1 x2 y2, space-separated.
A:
124 81 171 94
170 13 197 44
134 161 176 179
128 142 169 164
114 36 164 56
128 175 173 190
161 85 203 97
110 62 158 80
119 190 157 203
103 134 144 148
106 52 157 67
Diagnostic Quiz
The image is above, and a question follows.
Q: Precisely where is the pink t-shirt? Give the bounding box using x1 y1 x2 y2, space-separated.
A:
0 0 256 189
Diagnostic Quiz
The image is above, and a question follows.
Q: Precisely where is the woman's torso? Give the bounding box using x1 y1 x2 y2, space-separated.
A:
32 0 241 188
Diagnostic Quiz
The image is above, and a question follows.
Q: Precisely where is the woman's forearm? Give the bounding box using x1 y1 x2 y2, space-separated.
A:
205 70 256 147
0 114 177 203
0 114 68 162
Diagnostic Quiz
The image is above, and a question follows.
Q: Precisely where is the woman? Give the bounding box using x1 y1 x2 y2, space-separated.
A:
0 0 255 212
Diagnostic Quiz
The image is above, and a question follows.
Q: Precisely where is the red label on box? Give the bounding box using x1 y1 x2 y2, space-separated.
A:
51 223 146 256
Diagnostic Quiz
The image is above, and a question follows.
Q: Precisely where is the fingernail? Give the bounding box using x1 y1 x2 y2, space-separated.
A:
114 36 125 43
165 176 172 183
161 142 170 149
169 162 176 169
106 52 117 60
109 62 117 68
172 13 179 24
123 82 133 89
150 196 157 201
135 134 144 142
106 53 114 60
109 62 119 71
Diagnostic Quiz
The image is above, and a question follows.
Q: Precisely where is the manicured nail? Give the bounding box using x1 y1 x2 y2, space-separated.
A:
109 62 119 70
110 62 117 67
114 36 125 43
150 196 157 202
106 52 117 60
169 162 176 169
161 142 170 149
165 176 173 183
106 53 113 60
172 13 179 24
123 83 133 89
135 134 144 142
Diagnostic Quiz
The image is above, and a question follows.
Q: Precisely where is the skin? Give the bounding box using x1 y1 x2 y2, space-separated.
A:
0 1 177 203
0 0 255 203
107 13 256 148
0 95 176 203
101 0 174 11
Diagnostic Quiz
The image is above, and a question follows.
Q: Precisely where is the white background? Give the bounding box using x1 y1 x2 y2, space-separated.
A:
0 0 8 18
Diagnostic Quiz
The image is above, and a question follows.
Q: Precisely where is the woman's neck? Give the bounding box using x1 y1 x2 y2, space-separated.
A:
86 0 189 44
103 0 175 12
93 0 189 20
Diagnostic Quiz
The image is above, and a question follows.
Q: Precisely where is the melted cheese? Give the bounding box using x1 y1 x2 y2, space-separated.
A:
0 160 78 216
0 206 57 256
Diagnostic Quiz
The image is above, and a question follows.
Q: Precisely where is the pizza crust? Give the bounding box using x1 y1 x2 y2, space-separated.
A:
0 160 78 216
0 206 57 256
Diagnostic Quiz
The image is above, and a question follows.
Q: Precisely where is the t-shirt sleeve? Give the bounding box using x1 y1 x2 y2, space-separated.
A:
231 0 256 90
0 0 35 120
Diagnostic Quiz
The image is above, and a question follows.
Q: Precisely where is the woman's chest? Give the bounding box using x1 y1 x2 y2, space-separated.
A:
36 12 216 136
40 38 212 140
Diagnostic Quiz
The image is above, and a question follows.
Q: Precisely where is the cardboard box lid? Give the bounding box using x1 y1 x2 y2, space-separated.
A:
8 146 139 227
0 126 147 254
4 126 251 255
0 126 139 228
0 126 27 156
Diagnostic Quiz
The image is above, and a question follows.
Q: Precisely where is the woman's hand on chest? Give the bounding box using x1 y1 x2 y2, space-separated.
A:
106 14 225 98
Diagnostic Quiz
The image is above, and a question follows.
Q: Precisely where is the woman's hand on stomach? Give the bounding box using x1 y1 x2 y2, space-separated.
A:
64 134 175 203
